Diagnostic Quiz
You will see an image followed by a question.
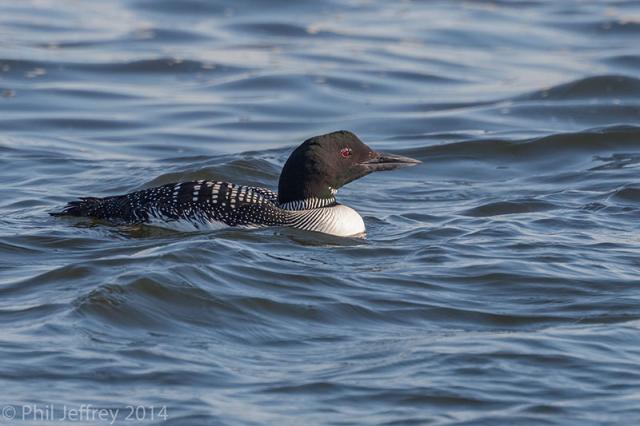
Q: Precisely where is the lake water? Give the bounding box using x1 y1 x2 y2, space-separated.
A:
1 0 639 424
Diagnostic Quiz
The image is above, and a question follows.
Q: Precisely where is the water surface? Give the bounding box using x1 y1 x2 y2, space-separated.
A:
1 0 640 424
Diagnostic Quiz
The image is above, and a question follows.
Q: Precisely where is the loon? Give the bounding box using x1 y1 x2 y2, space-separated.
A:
51 131 420 237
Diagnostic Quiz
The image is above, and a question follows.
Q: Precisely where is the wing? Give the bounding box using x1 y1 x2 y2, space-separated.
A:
52 180 288 228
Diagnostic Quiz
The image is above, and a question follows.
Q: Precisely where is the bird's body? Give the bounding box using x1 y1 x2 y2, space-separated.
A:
51 131 419 237
60 180 366 236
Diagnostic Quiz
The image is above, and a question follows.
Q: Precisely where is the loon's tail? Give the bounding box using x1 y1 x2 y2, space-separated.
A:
50 197 105 217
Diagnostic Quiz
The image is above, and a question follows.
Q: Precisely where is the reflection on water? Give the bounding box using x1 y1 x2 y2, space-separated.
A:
1 0 639 424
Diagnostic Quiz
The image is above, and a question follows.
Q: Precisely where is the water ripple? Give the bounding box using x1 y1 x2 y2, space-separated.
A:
1 0 639 424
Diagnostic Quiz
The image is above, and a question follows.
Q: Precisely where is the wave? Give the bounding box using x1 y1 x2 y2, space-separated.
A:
462 199 558 217
407 125 640 162
520 75 640 101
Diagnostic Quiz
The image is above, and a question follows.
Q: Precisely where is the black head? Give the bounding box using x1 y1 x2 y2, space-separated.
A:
278 131 420 205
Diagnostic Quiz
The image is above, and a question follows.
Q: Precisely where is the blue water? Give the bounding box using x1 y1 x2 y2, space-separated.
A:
1 0 640 424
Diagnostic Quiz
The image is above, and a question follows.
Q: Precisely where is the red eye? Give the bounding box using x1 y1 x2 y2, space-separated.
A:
340 148 352 158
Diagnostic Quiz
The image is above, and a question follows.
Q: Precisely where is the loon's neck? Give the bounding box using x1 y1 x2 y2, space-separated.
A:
279 196 336 211
277 143 339 207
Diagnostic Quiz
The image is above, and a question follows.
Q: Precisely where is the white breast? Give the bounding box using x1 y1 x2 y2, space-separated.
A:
289 204 366 237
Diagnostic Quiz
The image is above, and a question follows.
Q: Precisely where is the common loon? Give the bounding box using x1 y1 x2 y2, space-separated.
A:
51 131 420 237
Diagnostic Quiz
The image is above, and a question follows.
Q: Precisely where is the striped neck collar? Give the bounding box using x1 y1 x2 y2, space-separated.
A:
279 197 337 211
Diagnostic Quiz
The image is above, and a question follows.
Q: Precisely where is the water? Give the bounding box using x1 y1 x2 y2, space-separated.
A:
1 0 640 424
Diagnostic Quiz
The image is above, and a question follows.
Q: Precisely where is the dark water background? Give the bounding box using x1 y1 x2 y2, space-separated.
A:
1 0 640 424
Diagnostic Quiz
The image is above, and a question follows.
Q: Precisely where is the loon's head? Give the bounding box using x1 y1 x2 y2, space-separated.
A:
278 131 420 205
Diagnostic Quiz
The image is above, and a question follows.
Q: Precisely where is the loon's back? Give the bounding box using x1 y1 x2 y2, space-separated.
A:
51 180 289 232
